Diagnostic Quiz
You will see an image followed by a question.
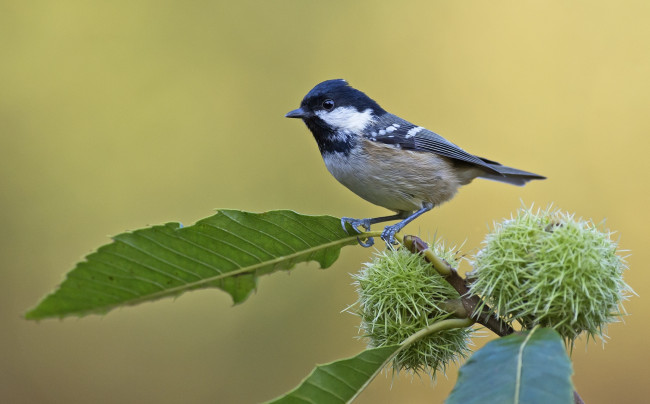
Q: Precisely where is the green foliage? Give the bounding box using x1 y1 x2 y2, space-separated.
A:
469 206 634 344
26 210 363 320
269 318 474 404
268 345 401 404
24 206 633 403
351 245 473 377
447 327 574 404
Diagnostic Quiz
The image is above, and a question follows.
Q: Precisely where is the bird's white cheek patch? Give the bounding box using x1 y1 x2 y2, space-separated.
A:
315 107 374 132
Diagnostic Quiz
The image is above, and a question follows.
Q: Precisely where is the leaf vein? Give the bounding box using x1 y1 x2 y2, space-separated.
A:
192 228 264 262
514 326 540 404
103 248 191 283
303 379 346 401
319 367 357 390
274 211 338 241
219 211 297 252
124 233 211 279
200 222 274 258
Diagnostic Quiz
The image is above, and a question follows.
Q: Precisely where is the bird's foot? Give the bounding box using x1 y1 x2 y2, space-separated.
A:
341 217 375 247
380 224 401 247
340 217 371 233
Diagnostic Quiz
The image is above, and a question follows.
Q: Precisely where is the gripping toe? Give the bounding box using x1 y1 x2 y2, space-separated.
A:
341 217 371 234
357 236 375 247
341 217 375 247
380 225 400 246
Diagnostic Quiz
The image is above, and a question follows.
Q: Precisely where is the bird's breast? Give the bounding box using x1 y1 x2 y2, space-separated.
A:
322 137 468 211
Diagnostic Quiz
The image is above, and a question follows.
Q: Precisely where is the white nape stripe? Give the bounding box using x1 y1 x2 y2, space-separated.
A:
405 126 424 138
315 107 374 132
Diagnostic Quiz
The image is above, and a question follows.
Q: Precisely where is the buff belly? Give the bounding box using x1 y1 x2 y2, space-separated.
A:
322 138 480 212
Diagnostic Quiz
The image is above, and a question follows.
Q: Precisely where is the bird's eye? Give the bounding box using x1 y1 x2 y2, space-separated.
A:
322 99 334 111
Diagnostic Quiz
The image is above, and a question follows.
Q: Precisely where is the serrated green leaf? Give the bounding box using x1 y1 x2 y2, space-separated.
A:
446 327 574 404
26 210 364 320
268 345 400 404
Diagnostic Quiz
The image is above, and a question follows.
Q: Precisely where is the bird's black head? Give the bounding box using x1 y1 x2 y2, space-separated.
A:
286 79 386 154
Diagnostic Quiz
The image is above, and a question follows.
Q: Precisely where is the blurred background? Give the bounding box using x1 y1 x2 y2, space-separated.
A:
2 1 649 403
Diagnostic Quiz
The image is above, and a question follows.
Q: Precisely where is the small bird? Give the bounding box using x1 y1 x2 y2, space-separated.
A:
286 79 545 246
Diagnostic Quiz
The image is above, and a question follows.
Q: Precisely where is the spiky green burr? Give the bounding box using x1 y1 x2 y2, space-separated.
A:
469 206 633 345
352 244 473 377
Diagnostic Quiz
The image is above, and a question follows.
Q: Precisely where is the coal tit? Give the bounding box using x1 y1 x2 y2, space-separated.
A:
286 79 545 247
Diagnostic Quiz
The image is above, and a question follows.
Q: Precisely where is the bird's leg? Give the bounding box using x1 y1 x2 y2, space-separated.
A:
380 202 434 246
341 212 411 247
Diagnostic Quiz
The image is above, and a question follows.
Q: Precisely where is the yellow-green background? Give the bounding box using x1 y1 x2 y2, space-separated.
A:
3 1 648 403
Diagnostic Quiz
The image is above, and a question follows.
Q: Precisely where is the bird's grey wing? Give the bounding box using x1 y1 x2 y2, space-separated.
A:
366 114 502 174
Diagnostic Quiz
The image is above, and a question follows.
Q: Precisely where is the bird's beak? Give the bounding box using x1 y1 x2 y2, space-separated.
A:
285 107 308 119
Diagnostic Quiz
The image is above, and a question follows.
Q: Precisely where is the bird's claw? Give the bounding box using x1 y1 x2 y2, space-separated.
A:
341 217 374 247
340 217 371 233
356 235 375 247
380 225 400 248
340 218 402 248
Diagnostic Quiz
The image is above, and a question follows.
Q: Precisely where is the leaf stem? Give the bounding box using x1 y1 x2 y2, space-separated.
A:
398 234 514 336
349 318 474 403
399 318 476 347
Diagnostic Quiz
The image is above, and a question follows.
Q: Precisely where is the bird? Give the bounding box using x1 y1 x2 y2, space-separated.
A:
285 79 545 247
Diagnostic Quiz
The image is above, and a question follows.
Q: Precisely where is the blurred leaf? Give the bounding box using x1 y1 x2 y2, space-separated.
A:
269 318 474 404
26 210 361 320
268 345 400 404
446 327 574 404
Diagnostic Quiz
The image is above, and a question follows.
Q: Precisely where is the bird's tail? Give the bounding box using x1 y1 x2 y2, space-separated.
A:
478 159 546 186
